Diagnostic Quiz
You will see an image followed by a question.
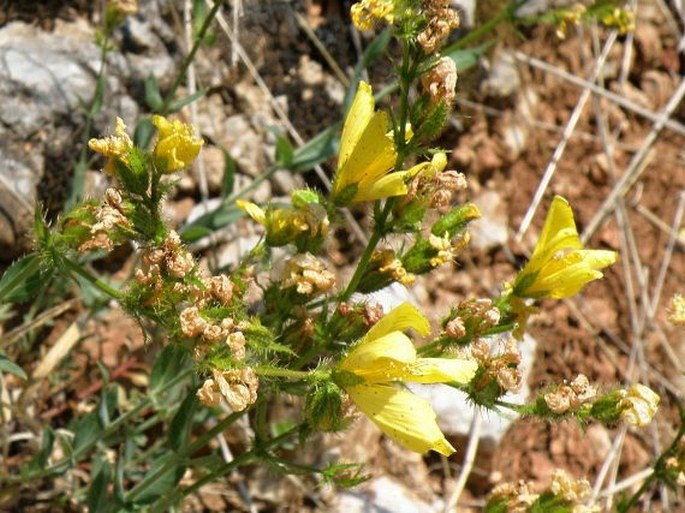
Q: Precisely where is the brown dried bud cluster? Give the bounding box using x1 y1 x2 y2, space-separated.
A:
135 231 196 288
279 253 336 295
471 338 522 393
363 303 385 326
179 306 246 361
543 374 597 415
488 480 538 513
445 298 500 341
79 188 131 252
488 471 599 513
197 367 259 411
417 1 460 54
421 56 458 106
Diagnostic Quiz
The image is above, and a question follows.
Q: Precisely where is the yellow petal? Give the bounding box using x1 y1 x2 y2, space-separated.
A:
336 110 396 193
340 331 417 381
364 302 430 342
347 383 455 456
352 170 409 202
525 195 582 274
236 200 266 225
339 81 375 172
404 358 477 384
527 249 617 298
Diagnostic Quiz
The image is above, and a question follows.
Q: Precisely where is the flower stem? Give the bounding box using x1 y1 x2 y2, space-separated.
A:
160 0 224 113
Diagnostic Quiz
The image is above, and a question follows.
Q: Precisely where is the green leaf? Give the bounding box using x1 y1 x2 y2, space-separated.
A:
0 254 46 304
0 352 27 380
134 117 155 150
180 204 244 243
144 74 163 111
26 428 55 473
289 124 338 172
444 42 492 72
91 73 107 115
168 89 208 113
130 455 186 505
72 410 104 456
169 392 198 452
150 344 193 395
275 133 295 168
86 460 112 513
220 149 236 197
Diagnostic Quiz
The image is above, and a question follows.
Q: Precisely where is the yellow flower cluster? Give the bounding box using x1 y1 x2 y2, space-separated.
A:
152 115 204 173
351 0 395 31
88 117 134 174
236 199 328 247
335 302 477 455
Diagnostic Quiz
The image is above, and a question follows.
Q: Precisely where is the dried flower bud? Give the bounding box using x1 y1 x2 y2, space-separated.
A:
545 386 573 414
227 331 246 360
280 253 336 295
445 317 466 339
470 338 490 362
202 324 226 343
209 275 235 305
417 8 459 53
79 231 114 252
180 306 208 338
421 56 458 106
619 384 659 427
570 374 597 405
213 368 259 412
104 187 123 209
488 480 538 511
197 379 222 407
167 251 194 279
363 303 384 326
496 366 521 392
549 469 592 503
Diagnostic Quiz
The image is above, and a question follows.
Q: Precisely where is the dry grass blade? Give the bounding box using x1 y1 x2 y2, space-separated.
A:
512 52 685 137
443 410 481 513
581 77 685 243
514 32 618 242
32 321 81 380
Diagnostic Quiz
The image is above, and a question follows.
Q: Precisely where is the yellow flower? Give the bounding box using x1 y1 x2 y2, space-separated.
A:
152 115 204 173
333 81 410 204
88 117 134 174
236 199 328 247
336 302 477 455
350 0 395 31
513 196 617 299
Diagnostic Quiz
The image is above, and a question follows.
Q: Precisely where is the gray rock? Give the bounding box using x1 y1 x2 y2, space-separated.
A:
334 476 438 513
470 190 509 250
409 332 537 446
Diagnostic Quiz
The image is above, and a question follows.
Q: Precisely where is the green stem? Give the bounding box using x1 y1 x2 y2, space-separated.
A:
62 257 123 300
149 425 301 512
11 368 193 484
126 410 243 503
253 366 313 380
617 423 685 512
339 223 384 301
160 0 224 113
